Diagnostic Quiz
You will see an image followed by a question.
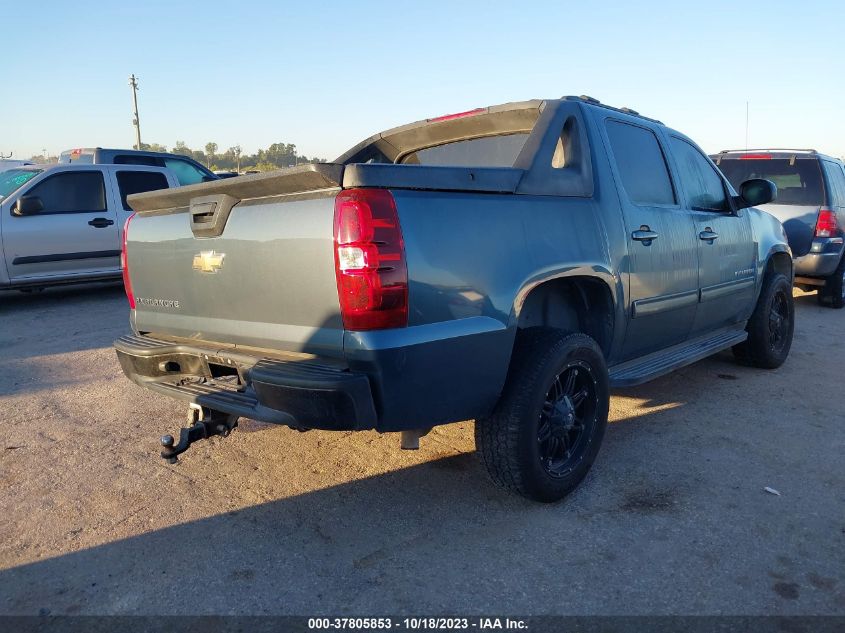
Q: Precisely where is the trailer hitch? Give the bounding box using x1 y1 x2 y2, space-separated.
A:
160 406 239 463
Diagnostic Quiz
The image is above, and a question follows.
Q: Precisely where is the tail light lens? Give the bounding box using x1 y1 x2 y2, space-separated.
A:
333 189 407 330
815 208 840 238
121 213 136 309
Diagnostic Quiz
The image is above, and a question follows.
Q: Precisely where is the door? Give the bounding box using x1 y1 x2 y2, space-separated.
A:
603 119 700 359
668 137 756 334
3 169 120 280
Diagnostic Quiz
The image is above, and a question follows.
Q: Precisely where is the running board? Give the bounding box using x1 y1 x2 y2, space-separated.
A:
609 328 747 388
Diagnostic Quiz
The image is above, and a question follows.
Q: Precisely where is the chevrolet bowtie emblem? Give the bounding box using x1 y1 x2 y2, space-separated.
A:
192 250 225 273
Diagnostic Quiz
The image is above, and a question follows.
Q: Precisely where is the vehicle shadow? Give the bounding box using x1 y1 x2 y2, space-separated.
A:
0 282 128 359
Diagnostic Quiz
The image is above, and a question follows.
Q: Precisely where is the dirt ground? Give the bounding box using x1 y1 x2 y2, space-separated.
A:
0 283 842 615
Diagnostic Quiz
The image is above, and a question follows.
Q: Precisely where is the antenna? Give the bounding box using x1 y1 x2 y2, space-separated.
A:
129 74 141 150
745 101 749 152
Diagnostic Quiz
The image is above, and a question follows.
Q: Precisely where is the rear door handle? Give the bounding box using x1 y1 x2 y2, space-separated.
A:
632 227 659 244
88 217 114 228
699 228 719 243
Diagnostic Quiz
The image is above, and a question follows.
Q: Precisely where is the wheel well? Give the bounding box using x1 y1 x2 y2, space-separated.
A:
766 252 792 280
517 277 614 356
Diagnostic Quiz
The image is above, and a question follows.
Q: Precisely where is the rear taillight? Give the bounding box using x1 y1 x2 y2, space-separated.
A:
333 189 407 330
121 213 136 309
739 153 772 160
815 208 840 238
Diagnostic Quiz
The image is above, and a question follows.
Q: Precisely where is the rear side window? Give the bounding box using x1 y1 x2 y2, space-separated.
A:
606 121 675 206
670 137 729 212
400 133 529 167
822 162 845 206
114 155 162 167
163 158 210 185
116 171 169 210
717 158 824 206
26 171 106 213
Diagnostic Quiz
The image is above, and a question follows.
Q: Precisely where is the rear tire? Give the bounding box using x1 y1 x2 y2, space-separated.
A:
475 329 609 503
818 254 845 309
732 272 794 368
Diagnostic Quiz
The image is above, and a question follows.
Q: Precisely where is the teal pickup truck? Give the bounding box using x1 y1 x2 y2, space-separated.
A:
115 96 793 502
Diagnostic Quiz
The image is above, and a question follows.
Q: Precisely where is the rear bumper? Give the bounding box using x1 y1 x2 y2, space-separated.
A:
793 238 844 277
114 335 377 430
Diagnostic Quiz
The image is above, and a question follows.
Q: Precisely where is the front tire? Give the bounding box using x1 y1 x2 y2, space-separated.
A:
475 329 609 503
732 272 794 368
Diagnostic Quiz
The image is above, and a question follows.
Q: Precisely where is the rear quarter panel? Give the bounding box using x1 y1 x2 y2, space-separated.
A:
352 188 619 430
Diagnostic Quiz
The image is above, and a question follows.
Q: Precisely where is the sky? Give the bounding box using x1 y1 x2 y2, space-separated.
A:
2 0 843 161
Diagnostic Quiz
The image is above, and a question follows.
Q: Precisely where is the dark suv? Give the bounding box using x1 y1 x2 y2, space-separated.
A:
59 148 218 187
712 149 845 308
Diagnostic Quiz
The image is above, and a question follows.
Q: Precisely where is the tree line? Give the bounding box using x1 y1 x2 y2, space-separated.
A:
28 141 327 172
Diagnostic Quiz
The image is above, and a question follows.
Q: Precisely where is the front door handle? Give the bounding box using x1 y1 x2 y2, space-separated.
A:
632 227 659 245
699 228 719 243
88 217 114 229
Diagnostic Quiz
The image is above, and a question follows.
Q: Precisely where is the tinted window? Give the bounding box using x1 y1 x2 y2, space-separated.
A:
116 171 169 210
114 155 162 167
606 121 675 205
670 137 729 211
400 134 529 167
27 171 106 213
163 158 210 185
717 158 824 206
823 162 845 206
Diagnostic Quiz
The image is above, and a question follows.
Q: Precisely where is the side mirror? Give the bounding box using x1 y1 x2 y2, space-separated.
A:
736 178 777 210
13 195 44 216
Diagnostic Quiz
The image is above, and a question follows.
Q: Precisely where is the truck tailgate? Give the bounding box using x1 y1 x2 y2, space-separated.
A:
125 166 344 358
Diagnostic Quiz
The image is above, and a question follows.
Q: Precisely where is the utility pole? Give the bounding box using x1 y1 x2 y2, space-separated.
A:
129 74 141 150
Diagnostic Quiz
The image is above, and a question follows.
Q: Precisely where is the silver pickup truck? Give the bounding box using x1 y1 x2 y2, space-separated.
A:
115 96 793 502
0 164 177 291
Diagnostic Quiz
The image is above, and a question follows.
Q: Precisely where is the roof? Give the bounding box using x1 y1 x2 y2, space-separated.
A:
712 149 841 163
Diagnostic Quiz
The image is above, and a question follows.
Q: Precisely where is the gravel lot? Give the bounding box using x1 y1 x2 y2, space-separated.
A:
0 282 842 616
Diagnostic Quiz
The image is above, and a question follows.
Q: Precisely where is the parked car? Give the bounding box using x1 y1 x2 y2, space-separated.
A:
213 170 240 179
115 97 792 502
59 148 217 186
712 149 845 308
0 163 177 291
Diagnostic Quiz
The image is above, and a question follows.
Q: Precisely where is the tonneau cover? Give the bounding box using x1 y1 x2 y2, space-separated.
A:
343 164 524 193
127 163 344 213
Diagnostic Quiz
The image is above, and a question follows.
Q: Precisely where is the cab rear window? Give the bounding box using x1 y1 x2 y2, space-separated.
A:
400 133 529 167
717 158 824 206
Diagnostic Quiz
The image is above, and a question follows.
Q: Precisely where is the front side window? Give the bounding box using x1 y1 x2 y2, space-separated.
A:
605 120 675 206
670 137 729 212
26 171 106 213
163 158 209 185
116 171 169 210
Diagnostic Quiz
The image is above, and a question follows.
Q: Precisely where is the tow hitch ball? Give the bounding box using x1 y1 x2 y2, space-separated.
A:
160 406 238 463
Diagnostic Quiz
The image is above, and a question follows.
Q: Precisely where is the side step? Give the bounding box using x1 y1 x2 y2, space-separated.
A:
609 327 747 388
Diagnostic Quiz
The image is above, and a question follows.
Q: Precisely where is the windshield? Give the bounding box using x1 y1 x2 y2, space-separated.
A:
0 169 42 200
717 158 824 206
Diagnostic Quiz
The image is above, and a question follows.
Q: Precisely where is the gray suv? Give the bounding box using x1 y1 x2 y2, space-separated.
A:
712 149 845 308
